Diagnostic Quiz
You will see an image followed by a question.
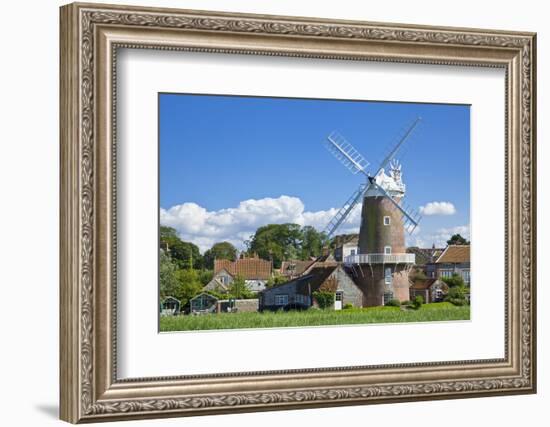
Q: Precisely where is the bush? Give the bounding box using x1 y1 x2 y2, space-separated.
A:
313 291 335 309
445 285 469 306
408 295 424 310
385 299 401 307
401 300 411 306
343 303 354 310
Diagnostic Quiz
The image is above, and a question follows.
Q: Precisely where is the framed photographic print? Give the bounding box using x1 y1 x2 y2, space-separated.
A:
60 2 537 423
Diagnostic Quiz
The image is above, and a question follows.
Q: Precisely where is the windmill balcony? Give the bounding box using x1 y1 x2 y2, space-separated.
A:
344 253 415 265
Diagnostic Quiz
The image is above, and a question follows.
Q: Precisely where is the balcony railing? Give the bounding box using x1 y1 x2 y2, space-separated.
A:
344 253 415 265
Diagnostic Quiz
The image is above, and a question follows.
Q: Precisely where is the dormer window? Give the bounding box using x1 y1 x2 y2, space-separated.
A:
383 216 391 226
384 246 392 255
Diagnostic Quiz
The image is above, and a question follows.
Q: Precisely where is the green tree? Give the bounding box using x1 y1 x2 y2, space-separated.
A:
198 269 214 286
159 250 179 300
174 269 203 307
203 241 238 269
227 275 254 299
300 226 328 259
447 233 470 245
247 223 302 268
159 226 203 269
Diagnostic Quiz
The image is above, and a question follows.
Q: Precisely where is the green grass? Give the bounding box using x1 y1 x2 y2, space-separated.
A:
160 302 470 332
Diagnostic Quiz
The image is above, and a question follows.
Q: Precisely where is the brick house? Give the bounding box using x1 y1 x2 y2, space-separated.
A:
430 245 470 284
204 256 273 293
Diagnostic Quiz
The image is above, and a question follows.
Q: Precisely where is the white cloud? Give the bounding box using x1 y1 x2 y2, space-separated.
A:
419 201 456 216
408 224 470 248
161 195 361 252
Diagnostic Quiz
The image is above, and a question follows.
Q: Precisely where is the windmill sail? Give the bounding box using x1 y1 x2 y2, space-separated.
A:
323 183 367 238
326 131 370 176
374 117 421 176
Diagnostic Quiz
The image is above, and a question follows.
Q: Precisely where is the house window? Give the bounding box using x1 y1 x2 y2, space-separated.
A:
434 288 443 301
384 246 392 255
439 269 453 278
350 249 356 256
384 267 392 285
383 291 394 305
383 216 391 226
275 294 288 306
461 269 471 283
219 275 227 285
335 291 343 301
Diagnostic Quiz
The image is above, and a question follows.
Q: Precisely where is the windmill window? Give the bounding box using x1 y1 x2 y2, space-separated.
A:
384 246 392 255
384 267 392 285
383 216 391 226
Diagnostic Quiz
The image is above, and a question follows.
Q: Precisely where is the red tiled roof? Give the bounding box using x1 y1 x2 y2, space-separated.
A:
436 245 470 264
214 257 272 280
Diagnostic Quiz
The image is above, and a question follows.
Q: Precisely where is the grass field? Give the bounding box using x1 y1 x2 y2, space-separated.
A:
160 302 470 332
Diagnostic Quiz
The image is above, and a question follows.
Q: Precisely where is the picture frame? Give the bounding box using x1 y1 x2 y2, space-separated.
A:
59 2 536 423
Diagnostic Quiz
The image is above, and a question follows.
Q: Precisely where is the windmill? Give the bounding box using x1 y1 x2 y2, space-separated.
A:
323 117 422 306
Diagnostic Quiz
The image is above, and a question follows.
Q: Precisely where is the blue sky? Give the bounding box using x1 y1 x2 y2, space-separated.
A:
159 93 470 252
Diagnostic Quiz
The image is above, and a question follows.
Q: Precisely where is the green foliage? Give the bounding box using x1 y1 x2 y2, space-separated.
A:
442 273 466 288
447 233 470 245
408 295 424 310
247 223 302 268
227 275 254 299
343 303 354 310
203 241 237 269
246 223 327 268
174 269 203 306
313 291 335 309
266 273 288 287
159 226 203 269
300 226 328 259
159 250 179 300
385 298 401 307
445 285 469 306
198 269 214 286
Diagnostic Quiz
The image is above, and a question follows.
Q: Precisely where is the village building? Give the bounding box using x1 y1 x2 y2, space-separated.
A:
204 256 272 294
409 278 449 303
259 263 363 311
333 236 359 262
426 245 470 284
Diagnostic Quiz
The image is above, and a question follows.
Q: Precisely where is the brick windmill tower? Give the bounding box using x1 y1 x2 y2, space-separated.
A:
323 118 422 306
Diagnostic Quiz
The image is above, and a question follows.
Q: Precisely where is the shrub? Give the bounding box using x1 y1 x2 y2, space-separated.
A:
313 291 335 309
401 300 411 306
343 303 354 310
445 285 469 306
408 295 424 310
385 299 401 307
442 273 466 288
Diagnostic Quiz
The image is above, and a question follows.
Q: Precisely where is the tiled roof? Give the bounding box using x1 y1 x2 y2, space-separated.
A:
410 278 437 290
436 245 470 264
280 260 316 277
214 257 272 280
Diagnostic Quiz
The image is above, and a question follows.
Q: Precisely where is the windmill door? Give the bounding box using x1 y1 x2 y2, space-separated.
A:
335 291 343 310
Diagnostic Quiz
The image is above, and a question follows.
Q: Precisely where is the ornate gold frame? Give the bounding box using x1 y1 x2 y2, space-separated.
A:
60 2 536 423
